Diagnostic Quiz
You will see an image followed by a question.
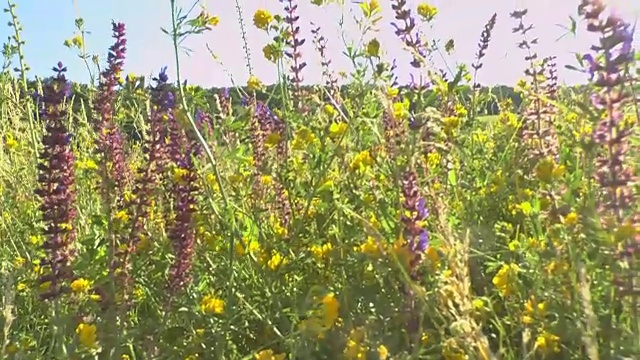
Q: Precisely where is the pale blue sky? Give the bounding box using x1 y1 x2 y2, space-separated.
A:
3 0 639 87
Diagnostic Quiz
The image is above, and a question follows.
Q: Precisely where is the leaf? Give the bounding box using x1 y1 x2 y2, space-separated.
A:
447 170 457 187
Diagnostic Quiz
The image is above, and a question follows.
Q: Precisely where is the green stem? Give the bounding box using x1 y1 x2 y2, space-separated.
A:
168 1 241 354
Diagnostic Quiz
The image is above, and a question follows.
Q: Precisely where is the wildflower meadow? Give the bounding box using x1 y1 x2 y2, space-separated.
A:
1 0 639 359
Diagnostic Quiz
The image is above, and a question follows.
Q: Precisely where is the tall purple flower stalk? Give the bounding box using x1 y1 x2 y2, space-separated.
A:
399 169 429 345
281 0 307 109
471 13 497 89
93 21 129 192
121 67 174 294
391 0 427 69
579 1 638 295
35 62 77 301
217 87 231 118
400 169 429 274
167 130 198 297
250 101 277 200
511 9 558 162
310 23 339 105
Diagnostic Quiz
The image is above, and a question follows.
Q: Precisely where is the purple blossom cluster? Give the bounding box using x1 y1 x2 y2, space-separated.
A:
310 24 339 104
400 169 429 275
126 67 174 265
167 133 199 296
281 0 307 106
579 0 638 295
390 0 427 69
93 22 129 192
35 62 77 301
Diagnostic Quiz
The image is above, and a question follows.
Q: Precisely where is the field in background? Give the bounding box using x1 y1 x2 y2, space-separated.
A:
1 0 639 359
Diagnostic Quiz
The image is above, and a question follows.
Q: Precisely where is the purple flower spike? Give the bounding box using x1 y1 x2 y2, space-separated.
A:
35 63 77 301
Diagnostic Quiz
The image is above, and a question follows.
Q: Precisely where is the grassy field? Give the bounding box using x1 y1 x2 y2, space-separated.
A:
1 0 639 359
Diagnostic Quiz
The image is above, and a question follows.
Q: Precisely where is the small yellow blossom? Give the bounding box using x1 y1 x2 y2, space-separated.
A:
255 349 286 360
492 263 519 296
360 0 380 17
201 295 225 314
267 251 288 270
378 344 389 359
70 278 92 293
344 327 367 359
356 236 383 257
417 3 438 21
247 75 263 91
310 242 333 261
522 296 547 325
563 212 578 226
13 256 25 267
392 98 410 120
253 9 273 30
350 150 375 172
329 122 347 139
76 323 98 348
534 331 561 354
114 210 129 223
320 292 340 328
323 104 338 117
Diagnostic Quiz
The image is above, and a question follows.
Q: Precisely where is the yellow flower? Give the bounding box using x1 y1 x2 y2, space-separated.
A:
13 256 25 267
492 263 519 296
534 331 561 354
357 236 383 257
323 104 338 117
563 212 578 226
114 210 129 223
366 38 380 57
267 252 288 270
417 3 438 21
247 75 263 91
328 122 347 139
360 0 380 17
522 296 547 325
545 260 569 275
473 298 486 312
70 278 92 293
77 158 98 171
255 349 286 360
344 328 367 359
310 242 333 261
76 323 98 348
442 116 460 136
200 295 225 314
378 344 389 359
392 98 410 120
320 292 340 328
350 150 374 172
253 9 273 30
4 134 18 150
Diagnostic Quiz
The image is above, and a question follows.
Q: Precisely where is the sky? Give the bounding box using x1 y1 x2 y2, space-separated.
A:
2 0 640 88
